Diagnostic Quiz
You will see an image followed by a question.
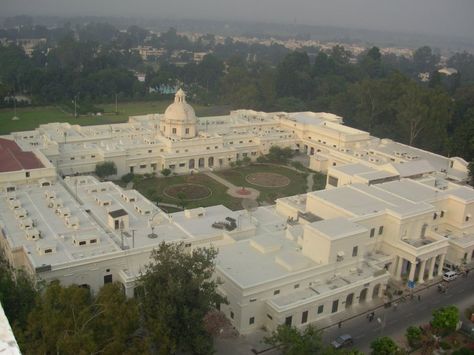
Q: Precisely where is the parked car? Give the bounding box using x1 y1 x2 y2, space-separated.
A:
443 271 458 282
331 334 354 349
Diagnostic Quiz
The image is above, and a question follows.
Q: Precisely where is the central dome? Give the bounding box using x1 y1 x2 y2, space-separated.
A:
163 89 197 124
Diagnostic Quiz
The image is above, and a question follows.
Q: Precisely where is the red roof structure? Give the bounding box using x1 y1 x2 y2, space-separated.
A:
0 138 44 173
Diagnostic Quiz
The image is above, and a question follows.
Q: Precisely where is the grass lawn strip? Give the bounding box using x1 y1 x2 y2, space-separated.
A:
216 164 309 204
0 102 230 135
133 173 242 211
245 172 290 188
163 183 212 201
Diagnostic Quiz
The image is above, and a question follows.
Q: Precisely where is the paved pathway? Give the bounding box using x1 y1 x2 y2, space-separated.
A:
204 171 260 200
204 171 236 189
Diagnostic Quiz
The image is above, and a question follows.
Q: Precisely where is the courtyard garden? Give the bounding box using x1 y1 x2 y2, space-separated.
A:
216 163 326 204
131 173 243 211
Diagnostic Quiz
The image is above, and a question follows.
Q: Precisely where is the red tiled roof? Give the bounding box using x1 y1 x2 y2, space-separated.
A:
0 138 44 173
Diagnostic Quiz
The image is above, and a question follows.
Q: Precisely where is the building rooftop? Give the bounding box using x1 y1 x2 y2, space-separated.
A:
0 138 44 172
307 218 367 240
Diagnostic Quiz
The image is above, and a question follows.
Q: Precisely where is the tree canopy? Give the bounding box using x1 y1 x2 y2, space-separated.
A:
138 242 226 354
431 305 460 334
95 161 117 179
19 282 147 355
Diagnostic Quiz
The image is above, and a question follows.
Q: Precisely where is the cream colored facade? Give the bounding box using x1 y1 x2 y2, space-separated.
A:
0 91 473 335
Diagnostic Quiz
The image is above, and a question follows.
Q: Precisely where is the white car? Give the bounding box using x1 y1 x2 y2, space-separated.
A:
442 271 458 282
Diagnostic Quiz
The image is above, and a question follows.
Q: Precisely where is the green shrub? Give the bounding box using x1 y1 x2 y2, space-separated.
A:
439 341 452 350
121 173 134 184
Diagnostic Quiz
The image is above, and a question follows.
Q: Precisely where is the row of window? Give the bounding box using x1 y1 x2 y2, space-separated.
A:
283 300 339 327
369 226 384 238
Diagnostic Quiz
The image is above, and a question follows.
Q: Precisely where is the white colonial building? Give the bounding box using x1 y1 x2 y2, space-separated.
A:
0 90 472 335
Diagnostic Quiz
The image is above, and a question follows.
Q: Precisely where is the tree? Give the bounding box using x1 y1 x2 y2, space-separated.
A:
0 253 37 330
370 336 400 355
431 306 459 335
413 46 439 74
266 146 294 164
20 281 146 354
405 325 422 348
138 242 226 354
161 168 171 177
264 324 325 355
95 161 117 179
176 191 187 209
275 51 312 100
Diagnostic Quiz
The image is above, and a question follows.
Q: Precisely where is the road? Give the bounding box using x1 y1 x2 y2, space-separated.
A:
322 272 474 353
215 272 474 355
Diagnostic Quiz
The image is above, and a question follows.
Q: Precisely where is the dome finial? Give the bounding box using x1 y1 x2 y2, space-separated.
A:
175 89 186 103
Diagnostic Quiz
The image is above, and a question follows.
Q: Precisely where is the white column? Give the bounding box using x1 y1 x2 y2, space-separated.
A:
437 254 446 276
418 259 427 284
428 257 436 280
408 260 416 282
395 256 404 280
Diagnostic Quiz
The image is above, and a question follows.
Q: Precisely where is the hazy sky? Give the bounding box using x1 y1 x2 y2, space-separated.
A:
2 0 474 38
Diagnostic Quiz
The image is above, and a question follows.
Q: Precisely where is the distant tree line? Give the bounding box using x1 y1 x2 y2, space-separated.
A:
1 22 474 164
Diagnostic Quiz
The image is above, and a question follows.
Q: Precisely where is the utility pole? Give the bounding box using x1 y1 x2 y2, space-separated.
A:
74 95 77 118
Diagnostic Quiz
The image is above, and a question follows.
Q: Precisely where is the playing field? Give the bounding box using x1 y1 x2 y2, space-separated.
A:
0 101 230 134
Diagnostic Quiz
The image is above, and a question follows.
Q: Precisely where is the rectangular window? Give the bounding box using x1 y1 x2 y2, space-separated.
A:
44 249 52 254
230 311 234 319
328 175 338 187
90 239 97 244
104 274 113 284
249 317 255 325
285 316 292 326
172 128 177 134
332 300 339 313
317 305 324 314
294 284 300 289
185 128 189 134
370 228 375 238
79 241 86 246
25 172 30 178
433 213 438 220
440 211 445 218
179 163 185 167
378 226 384 235
140 164 146 169
274 289 280 295
352 246 358 257
250 298 257 302
301 311 308 324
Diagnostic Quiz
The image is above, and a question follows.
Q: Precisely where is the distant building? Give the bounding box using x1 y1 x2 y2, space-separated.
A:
438 67 458 76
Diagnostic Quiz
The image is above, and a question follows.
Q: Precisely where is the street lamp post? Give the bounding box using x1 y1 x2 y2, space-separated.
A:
377 314 386 337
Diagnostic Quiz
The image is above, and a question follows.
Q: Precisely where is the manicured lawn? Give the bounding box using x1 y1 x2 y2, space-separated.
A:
0 101 231 135
216 164 317 204
133 173 243 211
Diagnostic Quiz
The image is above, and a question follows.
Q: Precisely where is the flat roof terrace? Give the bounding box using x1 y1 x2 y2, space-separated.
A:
0 182 119 268
66 177 190 249
267 263 381 311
